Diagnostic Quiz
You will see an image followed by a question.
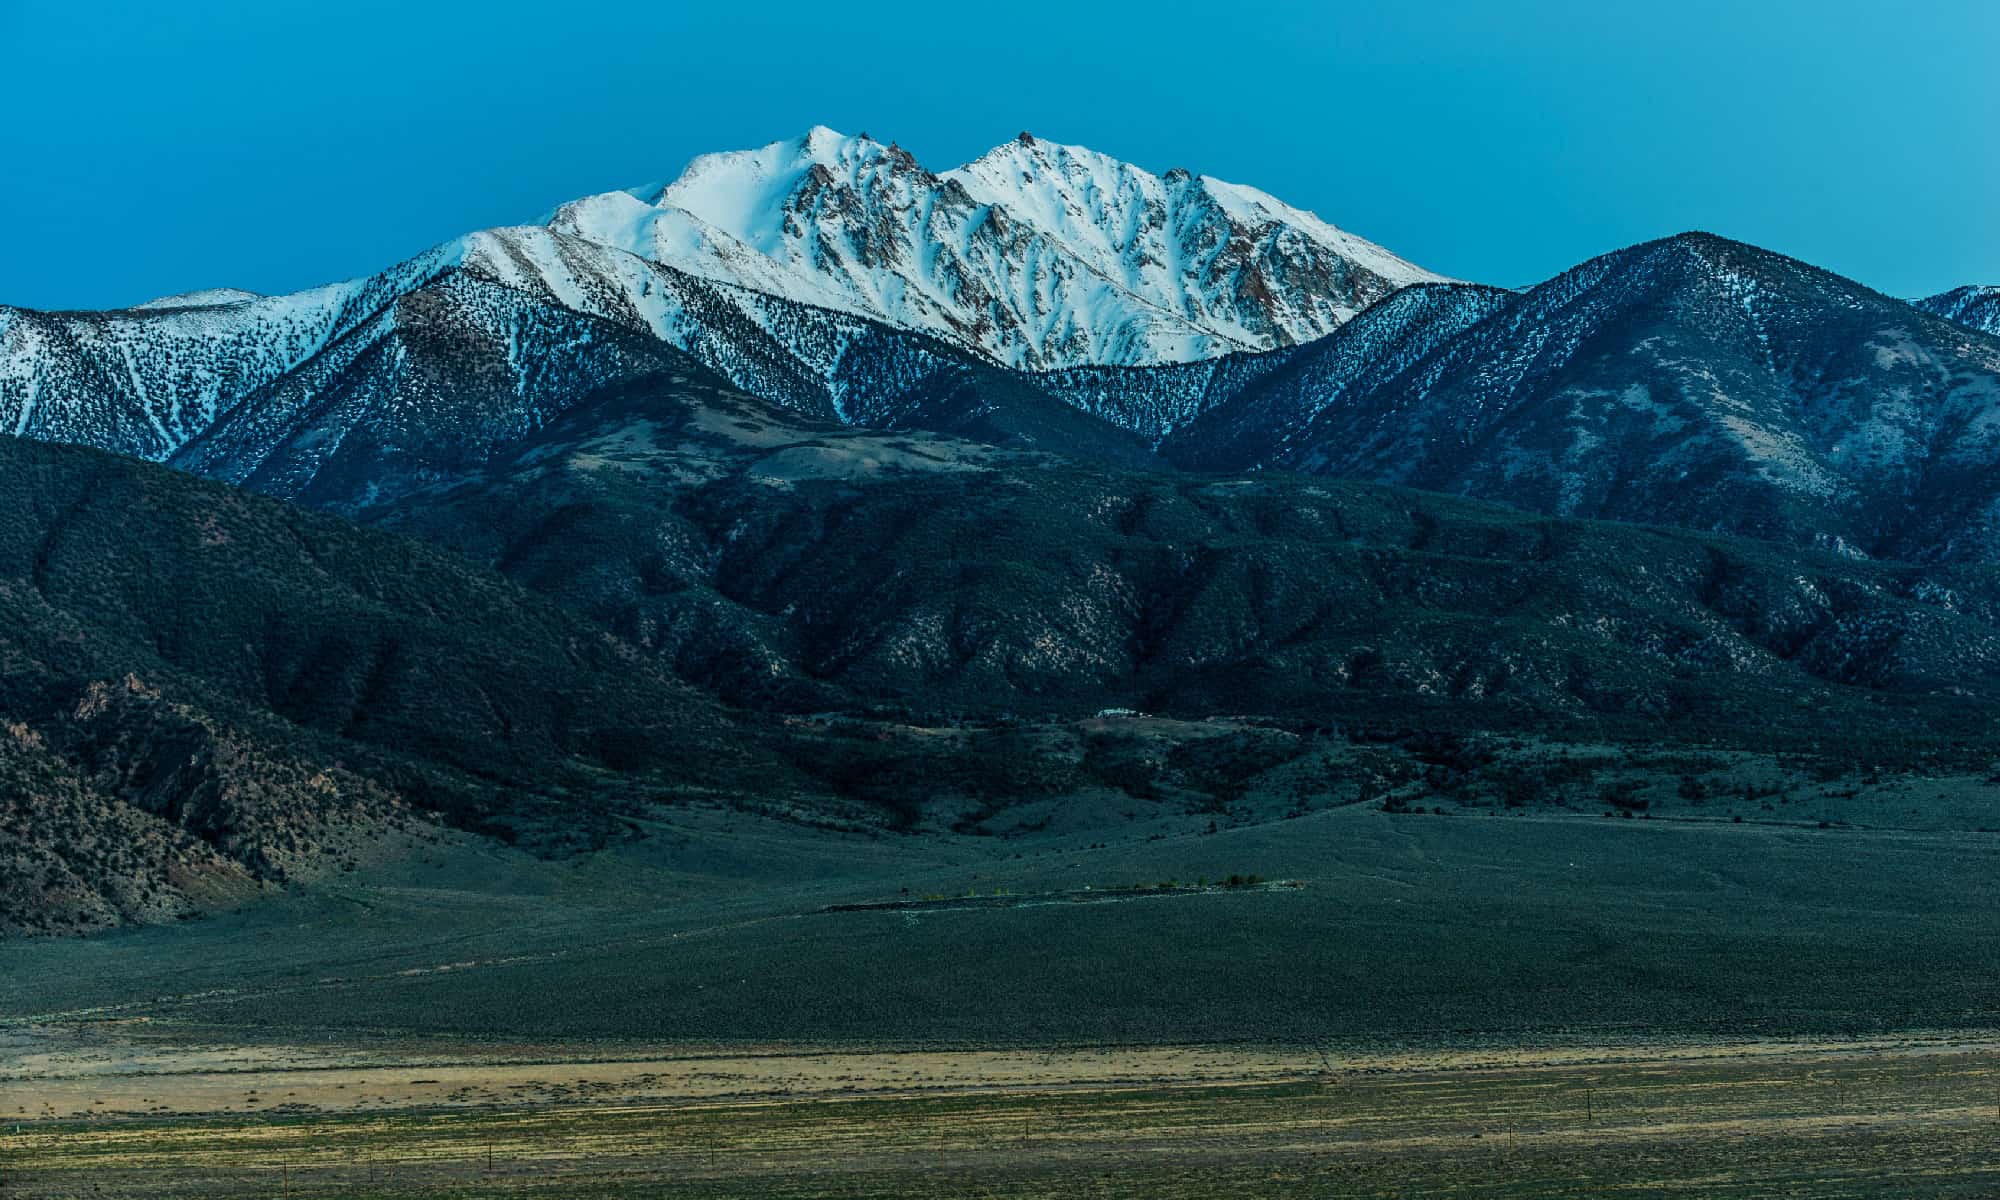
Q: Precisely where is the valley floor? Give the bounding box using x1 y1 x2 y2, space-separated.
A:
5 775 2000 1195
6 1028 1999 1198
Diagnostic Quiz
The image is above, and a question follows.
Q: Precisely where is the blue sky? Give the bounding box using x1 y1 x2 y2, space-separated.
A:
3 0 1995 309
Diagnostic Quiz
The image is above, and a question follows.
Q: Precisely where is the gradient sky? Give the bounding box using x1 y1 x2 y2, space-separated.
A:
4 0 1995 310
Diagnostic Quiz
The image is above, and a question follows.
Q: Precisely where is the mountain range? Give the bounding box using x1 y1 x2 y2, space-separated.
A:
16 368 2000 933
1170 235 2000 562
0 127 1438 476
6 129 1999 563
7 128 2000 934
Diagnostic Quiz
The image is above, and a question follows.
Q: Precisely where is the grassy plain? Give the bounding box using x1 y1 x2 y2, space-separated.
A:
8 1035 1999 1198
9 790 1998 1045
6 740 2000 1195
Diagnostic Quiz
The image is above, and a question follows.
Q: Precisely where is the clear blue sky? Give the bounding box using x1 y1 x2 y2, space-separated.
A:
3 0 1995 310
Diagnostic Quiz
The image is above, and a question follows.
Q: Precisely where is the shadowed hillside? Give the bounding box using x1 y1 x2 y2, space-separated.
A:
367 371 2000 755
0 438 779 933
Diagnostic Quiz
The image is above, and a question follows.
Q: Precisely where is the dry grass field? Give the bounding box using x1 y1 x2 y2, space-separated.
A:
6 1027 1999 1198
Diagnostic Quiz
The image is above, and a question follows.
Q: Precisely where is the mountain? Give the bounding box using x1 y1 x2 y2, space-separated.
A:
546 128 1442 369
1155 282 1513 460
1919 285 2000 336
16 226 2000 567
2 227 1156 508
361 365 2000 749
12 136 2000 571
1170 234 2000 562
16 364 2000 935
0 248 459 462
0 435 787 934
0 126 1441 481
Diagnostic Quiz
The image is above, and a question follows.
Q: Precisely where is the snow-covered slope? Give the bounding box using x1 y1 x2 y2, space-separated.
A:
0 248 460 459
132 288 265 310
0 127 1441 478
1198 234 2000 562
1918 285 2000 337
130 226 1139 505
0 214 1227 489
547 128 1441 370
1154 282 1515 462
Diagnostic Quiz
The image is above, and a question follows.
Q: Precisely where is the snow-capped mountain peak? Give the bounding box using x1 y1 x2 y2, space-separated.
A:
650 127 923 246
546 128 1443 369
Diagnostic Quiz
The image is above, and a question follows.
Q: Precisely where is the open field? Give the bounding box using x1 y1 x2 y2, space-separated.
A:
6 765 1999 1195
4 1027 1330 1119
6 1032 1999 1197
6 795 1998 1046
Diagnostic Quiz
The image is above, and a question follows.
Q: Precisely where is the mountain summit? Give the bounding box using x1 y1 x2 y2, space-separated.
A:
545 128 1441 369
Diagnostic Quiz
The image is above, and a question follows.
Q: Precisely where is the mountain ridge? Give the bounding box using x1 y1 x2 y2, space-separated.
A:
3 227 1159 505
0 433 800 934
546 127 1442 369
1165 232 2000 562
1919 285 2000 337
9 136 2000 569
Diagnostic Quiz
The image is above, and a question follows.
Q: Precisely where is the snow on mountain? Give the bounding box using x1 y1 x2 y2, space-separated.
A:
1154 282 1515 462
135 224 1141 504
947 136 1436 347
2 213 1158 504
1918 285 2000 337
132 287 265 310
0 248 460 459
0 127 1445 477
1196 233 2000 561
547 128 1442 370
